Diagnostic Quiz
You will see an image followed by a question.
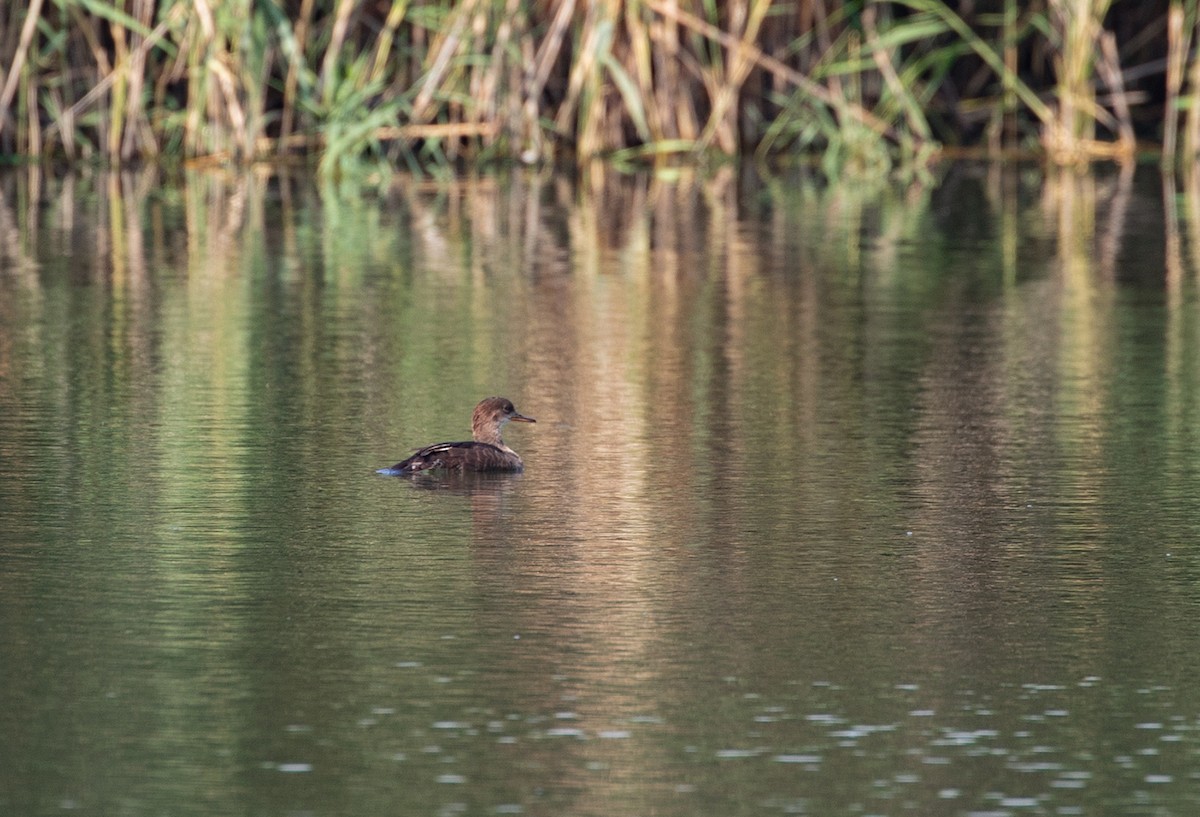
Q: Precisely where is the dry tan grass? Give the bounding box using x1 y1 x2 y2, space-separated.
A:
0 1 1189 172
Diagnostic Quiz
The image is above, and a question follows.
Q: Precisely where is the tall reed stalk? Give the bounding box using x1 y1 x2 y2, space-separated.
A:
1163 0 1200 171
1044 0 1128 162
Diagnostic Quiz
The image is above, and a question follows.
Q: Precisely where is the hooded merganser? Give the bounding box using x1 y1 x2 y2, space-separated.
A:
377 396 536 475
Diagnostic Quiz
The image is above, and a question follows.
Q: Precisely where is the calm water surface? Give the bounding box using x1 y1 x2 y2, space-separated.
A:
3 166 1200 815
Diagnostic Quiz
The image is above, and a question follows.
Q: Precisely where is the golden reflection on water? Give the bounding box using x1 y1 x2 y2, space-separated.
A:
0 164 1197 555
5 163 1200 815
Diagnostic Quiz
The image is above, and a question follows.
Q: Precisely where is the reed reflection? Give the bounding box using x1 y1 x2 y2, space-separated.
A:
5 163 1200 816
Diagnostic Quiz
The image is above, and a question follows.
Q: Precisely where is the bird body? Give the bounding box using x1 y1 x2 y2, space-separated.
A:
378 397 535 475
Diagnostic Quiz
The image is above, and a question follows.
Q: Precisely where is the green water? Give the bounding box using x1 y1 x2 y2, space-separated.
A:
3 165 1200 816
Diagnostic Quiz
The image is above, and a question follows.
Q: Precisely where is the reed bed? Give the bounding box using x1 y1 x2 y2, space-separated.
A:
0 1 1194 173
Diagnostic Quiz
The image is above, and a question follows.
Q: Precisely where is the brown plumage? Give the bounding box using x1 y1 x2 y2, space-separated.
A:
378 397 536 475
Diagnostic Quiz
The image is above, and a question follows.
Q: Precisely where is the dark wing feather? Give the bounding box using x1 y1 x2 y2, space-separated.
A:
378 441 522 475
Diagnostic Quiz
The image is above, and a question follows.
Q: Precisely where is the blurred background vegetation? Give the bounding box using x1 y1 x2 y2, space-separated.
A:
0 1 1196 176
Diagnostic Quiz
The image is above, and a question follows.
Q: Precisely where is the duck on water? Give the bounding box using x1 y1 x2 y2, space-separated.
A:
378 397 536 475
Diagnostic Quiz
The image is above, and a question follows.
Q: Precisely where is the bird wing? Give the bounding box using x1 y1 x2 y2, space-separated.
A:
385 441 499 473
